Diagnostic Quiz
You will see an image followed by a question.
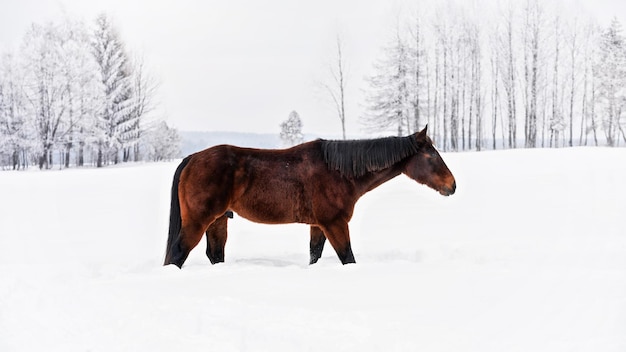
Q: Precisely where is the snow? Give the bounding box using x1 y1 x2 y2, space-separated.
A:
1 147 625 351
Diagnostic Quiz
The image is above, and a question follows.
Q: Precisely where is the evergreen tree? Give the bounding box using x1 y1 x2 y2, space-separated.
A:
91 14 136 166
595 18 626 146
363 29 412 136
280 111 304 146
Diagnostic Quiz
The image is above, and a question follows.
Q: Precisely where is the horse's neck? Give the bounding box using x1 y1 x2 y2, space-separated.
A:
354 164 404 196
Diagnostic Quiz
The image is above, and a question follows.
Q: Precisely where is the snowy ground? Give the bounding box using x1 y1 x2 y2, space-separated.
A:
1 147 625 351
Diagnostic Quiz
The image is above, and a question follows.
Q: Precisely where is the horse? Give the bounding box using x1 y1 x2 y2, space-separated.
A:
164 125 456 268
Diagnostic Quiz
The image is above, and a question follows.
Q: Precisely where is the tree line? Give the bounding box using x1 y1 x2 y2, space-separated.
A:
362 0 626 151
0 14 180 170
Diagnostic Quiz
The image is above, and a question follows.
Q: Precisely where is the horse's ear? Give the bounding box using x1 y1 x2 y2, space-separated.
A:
416 125 428 140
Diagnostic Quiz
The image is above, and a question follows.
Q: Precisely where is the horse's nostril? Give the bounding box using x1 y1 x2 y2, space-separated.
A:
442 180 456 196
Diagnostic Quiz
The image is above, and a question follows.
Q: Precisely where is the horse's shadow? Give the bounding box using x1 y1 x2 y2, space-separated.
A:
230 250 424 268
232 256 307 268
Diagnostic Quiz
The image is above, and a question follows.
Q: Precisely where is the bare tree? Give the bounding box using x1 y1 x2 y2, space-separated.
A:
566 18 582 147
434 17 451 150
490 28 501 150
326 35 348 139
408 16 426 133
449 23 461 152
469 20 483 151
54 18 103 168
21 23 70 169
0 53 30 169
126 56 158 162
550 16 564 147
497 3 518 149
579 22 600 146
522 0 542 148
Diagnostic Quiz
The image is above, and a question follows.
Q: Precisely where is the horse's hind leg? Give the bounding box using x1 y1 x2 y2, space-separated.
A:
205 212 231 264
309 225 326 264
166 221 207 268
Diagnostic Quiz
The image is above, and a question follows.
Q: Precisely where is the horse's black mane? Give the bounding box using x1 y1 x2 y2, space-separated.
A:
320 135 420 178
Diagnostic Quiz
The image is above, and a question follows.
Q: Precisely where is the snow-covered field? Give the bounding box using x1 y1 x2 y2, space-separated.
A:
1 147 625 351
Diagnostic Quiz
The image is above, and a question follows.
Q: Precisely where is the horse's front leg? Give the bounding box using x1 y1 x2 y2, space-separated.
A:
309 225 327 265
205 211 232 264
320 221 356 265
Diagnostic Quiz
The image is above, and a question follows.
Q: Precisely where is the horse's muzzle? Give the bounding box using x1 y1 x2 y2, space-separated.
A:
439 180 456 196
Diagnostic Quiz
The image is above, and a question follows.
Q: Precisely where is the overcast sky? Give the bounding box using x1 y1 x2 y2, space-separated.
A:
1 0 625 136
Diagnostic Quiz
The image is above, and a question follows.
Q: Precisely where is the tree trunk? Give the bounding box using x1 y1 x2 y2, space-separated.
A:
64 143 71 168
491 55 499 150
78 142 84 167
97 143 103 168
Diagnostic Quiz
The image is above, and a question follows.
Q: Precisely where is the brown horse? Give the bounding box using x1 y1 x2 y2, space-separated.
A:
164 126 455 268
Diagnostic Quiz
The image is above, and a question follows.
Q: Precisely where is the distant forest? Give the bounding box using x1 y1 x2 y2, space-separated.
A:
0 14 180 170
3 1 626 172
361 0 626 151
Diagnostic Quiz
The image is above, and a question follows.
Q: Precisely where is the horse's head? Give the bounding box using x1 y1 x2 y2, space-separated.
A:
404 126 456 196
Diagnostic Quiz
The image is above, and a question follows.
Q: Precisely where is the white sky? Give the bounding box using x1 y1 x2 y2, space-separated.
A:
1 0 625 136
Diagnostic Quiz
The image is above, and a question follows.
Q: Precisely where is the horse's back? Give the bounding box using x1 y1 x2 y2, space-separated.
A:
181 141 328 224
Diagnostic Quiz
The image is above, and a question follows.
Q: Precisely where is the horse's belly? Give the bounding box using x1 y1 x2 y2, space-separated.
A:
231 202 312 224
230 188 314 225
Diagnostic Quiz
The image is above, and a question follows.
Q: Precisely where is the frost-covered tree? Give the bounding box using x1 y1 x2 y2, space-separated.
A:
142 121 180 161
579 21 600 146
19 19 104 169
469 20 483 151
56 18 103 168
2 19 103 169
432 7 458 151
280 110 304 146
0 53 31 169
549 16 566 147
20 22 72 169
595 18 626 146
126 57 157 162
498 3 518 149
360 1 626 150
364 27 412 136
91 13 136 166
489 23 503 150
408 16 427 134
522 0 543 148
0 13 163 170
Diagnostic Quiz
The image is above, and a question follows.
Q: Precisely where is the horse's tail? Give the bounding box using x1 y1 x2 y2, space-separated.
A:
164 156 192 265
